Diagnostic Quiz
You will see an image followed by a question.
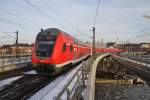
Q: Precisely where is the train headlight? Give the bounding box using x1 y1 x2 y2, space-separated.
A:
46 52 50 56
37 52 40 56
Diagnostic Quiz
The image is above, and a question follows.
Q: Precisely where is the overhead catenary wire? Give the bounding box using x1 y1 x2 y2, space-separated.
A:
143 14 150 20
0 0 93 42
24 0 82 37
0 33 16 45
43 0 101 41
0 7 42 29
0 37 14 45
2 32 16 39
24 0 66 29
42 0 78 32
0 18 40 29
76 30 93 39
0 8 32 23
93 0 101 26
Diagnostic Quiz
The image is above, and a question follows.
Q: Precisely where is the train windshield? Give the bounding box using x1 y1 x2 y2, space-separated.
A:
36 34 57 57
38 41 54 50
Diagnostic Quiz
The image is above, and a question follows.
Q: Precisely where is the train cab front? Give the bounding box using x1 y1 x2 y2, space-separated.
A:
32 28 59 75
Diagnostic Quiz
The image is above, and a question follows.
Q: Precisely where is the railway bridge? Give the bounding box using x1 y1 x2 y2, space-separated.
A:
30 53 150 100
0 53 150 100
84 53 150 100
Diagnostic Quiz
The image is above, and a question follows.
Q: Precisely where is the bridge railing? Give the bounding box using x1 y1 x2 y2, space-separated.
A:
85 53 111 100
54 53 111 100
55 57 93 100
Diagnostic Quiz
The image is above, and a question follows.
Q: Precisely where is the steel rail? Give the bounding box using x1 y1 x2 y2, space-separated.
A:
112 54 150 85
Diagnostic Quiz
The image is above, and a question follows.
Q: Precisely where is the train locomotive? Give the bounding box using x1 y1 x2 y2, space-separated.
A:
32 28 91 74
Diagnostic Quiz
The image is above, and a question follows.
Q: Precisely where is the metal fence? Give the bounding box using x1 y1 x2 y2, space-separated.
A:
55 57 93 100
0 55 31 65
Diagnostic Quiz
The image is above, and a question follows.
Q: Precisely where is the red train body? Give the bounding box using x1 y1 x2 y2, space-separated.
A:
32 28 124 74
32 28 91 74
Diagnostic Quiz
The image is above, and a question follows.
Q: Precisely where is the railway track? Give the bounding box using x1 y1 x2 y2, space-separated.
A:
0 61 83 100
0 66 33 81
112 55 150 85
127 56 150 64
119 54 150 64
0 74 53 100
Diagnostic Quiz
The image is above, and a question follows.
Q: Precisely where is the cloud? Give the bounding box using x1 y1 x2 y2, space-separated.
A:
0 0 150 45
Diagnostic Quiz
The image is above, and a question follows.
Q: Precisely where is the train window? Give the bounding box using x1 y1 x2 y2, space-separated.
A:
37 34 57 41
47 32 50 35
62 44 66 52
70 45 73 52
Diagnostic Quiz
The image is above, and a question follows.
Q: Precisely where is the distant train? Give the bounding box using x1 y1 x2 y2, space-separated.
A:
32 28 91 74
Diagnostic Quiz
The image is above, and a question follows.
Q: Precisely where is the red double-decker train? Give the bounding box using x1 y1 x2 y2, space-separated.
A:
32 28 125 74
32 28 91 74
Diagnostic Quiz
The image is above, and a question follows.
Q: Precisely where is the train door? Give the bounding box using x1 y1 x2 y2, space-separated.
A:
66 44 70 61
73 48 77 63
70 45 73 61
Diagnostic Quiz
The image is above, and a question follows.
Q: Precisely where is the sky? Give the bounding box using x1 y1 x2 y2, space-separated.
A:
0 0 150 45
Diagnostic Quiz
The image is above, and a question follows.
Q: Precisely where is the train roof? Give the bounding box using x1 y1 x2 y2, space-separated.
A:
38 28 61 36
39 28 74 38
38 28 89 46
38 28 75 39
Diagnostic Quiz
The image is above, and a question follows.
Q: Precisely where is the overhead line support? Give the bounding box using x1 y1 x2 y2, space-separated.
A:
92 27 96 58
15 30 18 57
